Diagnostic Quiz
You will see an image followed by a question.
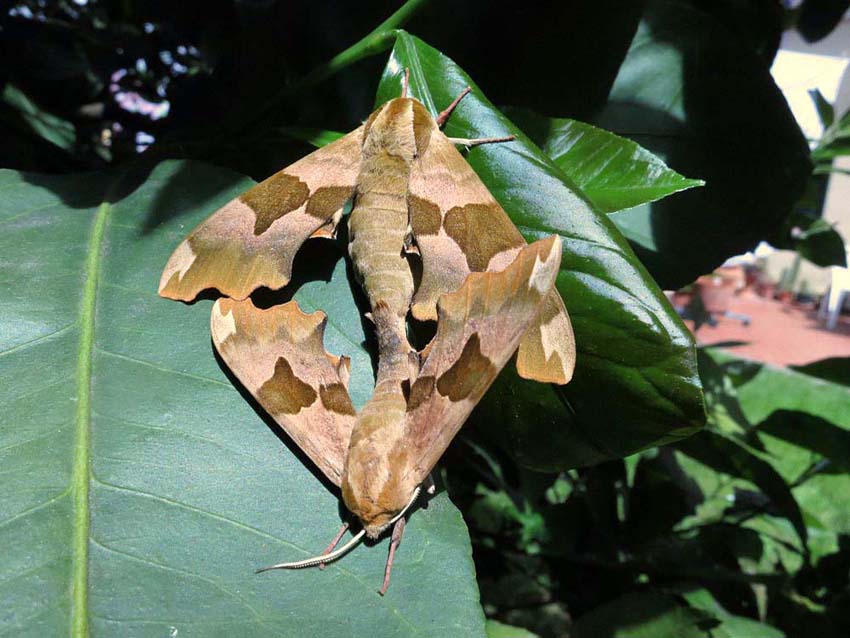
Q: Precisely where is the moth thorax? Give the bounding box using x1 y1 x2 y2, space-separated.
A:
362 99 419 163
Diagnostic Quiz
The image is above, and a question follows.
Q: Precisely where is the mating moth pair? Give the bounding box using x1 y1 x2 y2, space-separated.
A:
159 71 575 594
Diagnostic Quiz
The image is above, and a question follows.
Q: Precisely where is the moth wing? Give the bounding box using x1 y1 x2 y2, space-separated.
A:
211 298 356 486
160 127 363 302
408 130 575 384
403 236 562 486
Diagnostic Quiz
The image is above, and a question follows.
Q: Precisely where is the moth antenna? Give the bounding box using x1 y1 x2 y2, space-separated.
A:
448 135 515 149
256 529 367 572
436 86 472 127
254 487 422 573
401 68 410 98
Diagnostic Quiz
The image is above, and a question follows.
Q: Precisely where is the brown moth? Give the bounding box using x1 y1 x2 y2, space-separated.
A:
159 71 575 593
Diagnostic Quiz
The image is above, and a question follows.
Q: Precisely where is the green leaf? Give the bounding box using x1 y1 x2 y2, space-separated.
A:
505 108 704 214
0 162 486 637
485 619 540 638
571 591 714 638
790 357 850 386
809 88 834 129
275 126 345 148
721 354 850 431
1 83 76 152
675 430 808 549
812 141 850 161
593 0 811 288
794 218 847 268
813 105 850 161
377 32 705 471
678 588 785 638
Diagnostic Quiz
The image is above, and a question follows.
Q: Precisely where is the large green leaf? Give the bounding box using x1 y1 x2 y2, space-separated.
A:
376 32 704 470
594 0 811 288
505 107 704 214
0 162 486 637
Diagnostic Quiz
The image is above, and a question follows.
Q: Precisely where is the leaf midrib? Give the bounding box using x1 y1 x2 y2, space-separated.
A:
71 199 110 638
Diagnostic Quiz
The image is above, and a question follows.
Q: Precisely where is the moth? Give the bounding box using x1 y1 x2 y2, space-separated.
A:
159 70 575 594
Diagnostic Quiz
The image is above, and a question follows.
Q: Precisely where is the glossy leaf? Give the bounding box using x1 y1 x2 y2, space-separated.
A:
0 162 486 637
377 31 705 470
505 107 703 214
594 0 811 288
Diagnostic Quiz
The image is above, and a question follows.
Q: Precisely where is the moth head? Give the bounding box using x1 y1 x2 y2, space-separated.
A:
341 459 419 539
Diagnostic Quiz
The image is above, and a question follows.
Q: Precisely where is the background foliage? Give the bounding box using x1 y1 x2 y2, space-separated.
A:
1 1 849 636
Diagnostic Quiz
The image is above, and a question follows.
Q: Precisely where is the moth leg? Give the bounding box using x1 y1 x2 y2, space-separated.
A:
378 516 407 596
448 135 516 148
435 86 472 127
318 521 350 571
401 67 411 98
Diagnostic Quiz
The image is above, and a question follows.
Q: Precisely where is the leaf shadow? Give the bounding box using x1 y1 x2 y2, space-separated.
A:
20 160 156 209
138 160 245 235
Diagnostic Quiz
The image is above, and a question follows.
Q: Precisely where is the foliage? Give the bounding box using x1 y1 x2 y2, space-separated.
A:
447 349 850 637
1 1 848 637
769 89 850 269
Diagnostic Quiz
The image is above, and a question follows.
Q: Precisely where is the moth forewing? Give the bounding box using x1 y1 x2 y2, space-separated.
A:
405 107 576 385
402 235 563 486
159 126 364 302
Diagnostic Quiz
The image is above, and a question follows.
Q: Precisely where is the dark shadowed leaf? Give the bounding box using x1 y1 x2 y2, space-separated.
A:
705 350 850 559
0 83 75 151
677 588 785 637
594 0 811 288
571 591 713 638
790 357 850 386
795 219 847 268
675 430 808 548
